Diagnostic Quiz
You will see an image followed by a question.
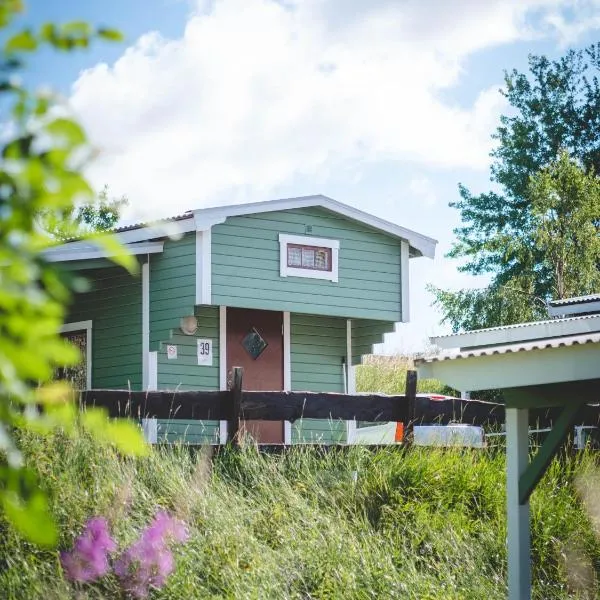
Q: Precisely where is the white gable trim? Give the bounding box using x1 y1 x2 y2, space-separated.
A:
191 195 437 259
45 241 164 263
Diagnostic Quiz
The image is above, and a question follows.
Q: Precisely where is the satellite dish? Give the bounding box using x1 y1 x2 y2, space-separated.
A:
180 315 198 335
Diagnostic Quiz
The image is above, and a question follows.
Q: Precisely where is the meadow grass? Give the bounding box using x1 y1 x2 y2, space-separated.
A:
1 430 600 599
356 355 454 396
1 356 599 599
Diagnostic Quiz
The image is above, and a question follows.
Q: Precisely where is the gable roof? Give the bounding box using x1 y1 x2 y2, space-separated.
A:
44 195 437 262
190 195 437 258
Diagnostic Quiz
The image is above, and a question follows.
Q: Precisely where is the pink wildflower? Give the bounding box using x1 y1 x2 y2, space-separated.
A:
60 517 116 583
114 511 188 598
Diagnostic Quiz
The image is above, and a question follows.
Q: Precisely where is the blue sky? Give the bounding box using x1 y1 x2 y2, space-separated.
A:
16 0 600 352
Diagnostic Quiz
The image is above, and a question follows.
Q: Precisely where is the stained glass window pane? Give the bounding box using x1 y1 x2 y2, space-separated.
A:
287 246 302 267
315 249 329 270
301 248 315 268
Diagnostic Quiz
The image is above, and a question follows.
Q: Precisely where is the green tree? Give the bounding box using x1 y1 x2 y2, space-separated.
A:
431 45 600 332
0 2 146 546
529 150 600 300
44 184 128 241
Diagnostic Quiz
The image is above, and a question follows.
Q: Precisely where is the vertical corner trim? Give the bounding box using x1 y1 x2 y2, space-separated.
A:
400 240 410 323
283 312 291 391
148 351 158 391
219 306 227 391
142 259 150 390
283 311 292 444
346 319 357 444
219 305 227 443
196 229 212 305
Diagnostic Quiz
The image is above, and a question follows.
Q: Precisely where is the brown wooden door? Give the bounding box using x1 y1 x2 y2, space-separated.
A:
226 308 284 443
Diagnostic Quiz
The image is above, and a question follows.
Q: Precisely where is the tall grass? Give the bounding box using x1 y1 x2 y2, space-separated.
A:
356 355 455 395
1 430 599 599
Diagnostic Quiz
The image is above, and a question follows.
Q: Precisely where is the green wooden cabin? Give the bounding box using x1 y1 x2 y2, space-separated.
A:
47 195 436 444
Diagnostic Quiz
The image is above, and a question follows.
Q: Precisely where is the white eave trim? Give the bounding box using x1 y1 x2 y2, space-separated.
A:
416 333 600 391
547 300 600 318
430 313 600 351
191 195 437 259
45 241 164 263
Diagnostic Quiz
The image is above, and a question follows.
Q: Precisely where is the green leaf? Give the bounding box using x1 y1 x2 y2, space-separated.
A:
5 29 37 53
39 23 56 43
0 467 57 547
61 21 91 37
45 117 86 147
96 27 124 42
81 408 149 456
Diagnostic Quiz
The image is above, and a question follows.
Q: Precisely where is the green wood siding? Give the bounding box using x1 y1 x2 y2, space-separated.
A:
149 234 196 347
66 267 143 389
352 320 395 365
290 313 348 443
211 208 402 321
157 306 220 390
156 306 220 444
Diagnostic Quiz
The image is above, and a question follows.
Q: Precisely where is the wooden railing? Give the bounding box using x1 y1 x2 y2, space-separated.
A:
79 367 600 445
80 368 509 444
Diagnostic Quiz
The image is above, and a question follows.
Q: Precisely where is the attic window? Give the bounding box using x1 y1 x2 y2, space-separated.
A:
279 234 339 282
287 244 331 271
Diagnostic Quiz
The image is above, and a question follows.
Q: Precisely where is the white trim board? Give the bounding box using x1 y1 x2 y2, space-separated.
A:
400 240 410 323
60 320 93 389
279 233 339 282
142 260 150 389
346 319 357 444
192 195 437 259
283 311 292 445
219 306 228 444
44 241 164 262
195 229 212 305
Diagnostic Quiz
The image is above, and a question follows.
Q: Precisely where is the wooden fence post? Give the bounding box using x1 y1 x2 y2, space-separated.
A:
404 369 418 444
229 367 243 446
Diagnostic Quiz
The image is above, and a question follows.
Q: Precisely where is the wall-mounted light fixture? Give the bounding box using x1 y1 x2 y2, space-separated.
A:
180 315 198 335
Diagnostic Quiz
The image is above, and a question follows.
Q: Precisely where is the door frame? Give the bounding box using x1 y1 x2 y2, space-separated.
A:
60 320 93 389
218 306 292 444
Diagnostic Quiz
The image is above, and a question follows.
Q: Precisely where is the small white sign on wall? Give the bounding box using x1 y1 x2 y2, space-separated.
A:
197 339 213 366
166 344 177 360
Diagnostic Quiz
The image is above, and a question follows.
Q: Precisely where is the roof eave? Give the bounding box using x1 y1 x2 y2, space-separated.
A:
191 194 438 259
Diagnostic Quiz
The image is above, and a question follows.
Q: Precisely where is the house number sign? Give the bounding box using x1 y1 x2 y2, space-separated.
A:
197 339 213 366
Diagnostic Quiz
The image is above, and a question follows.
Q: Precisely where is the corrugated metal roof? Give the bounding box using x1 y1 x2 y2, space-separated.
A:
432 313 600 340
417 332 600 364
113 212 193 233
549 294 600 306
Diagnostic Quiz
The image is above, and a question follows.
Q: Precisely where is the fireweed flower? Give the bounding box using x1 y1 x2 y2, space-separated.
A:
115 511 188 598
60 517 117 582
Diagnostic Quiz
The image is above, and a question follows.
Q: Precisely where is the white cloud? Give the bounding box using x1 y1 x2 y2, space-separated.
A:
68 0 600 222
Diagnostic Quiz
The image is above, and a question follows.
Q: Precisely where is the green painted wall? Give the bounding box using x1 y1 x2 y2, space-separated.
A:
211 207 402 321
149 233 196 347
66 266 143 389
352 320 395 365
156 306 220 445
290 313 348 443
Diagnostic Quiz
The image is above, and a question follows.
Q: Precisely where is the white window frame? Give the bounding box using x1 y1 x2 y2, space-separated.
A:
278 233 339 282
60 320 93 390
